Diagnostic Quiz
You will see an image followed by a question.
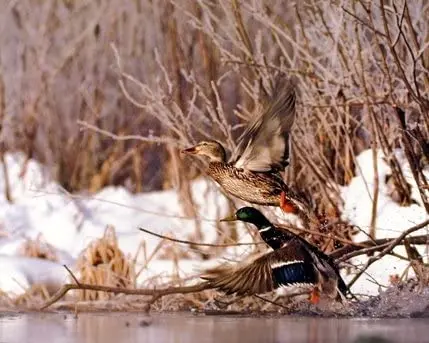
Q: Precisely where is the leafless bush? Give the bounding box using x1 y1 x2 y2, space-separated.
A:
0 1 428 243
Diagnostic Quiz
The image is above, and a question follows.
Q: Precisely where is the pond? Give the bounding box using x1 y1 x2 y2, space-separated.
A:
0 312 428 343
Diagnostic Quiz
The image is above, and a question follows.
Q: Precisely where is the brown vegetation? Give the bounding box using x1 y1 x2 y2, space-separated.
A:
75 226 136 301
0 1 426 209
19 234 59 262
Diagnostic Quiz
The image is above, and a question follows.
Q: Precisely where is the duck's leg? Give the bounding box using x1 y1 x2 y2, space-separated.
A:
280 191 297 213
309 288 320 304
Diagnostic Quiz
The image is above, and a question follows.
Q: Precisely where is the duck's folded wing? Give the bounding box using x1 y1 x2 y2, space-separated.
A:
230 77 296 172
202 242 317 296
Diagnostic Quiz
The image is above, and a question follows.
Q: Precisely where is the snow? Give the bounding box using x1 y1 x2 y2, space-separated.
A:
340 149 429 295
0 255 69 294
0 149 428 299
0 152 249 295
341 149 427 238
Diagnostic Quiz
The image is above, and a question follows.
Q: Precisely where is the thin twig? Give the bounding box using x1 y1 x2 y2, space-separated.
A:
77 120 176 145
138 227 262 247
346 219 429 289
331 233 429 262
341 6 388 38
64 265 81 286
254 294 289 310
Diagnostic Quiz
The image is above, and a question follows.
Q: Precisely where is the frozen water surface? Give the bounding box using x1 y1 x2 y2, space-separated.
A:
0 312 428 343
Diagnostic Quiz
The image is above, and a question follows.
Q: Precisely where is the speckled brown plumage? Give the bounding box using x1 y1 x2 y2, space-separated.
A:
207 161 300 207
182 77 315 222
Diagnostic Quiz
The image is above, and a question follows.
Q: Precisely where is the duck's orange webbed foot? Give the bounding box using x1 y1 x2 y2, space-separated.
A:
280 191 297 213
309 288 320 305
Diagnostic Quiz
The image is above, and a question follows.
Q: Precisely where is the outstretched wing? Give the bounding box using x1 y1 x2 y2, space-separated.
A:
230 77 296 172
202 240 317 296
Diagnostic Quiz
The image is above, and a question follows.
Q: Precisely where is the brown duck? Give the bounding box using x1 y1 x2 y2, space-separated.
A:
182 78 313 221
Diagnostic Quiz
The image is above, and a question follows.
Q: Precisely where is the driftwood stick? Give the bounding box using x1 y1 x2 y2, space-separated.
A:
40 281 212 310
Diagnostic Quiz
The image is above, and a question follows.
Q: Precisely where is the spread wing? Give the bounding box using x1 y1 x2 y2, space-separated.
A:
202 240 317 296
230 77 296 172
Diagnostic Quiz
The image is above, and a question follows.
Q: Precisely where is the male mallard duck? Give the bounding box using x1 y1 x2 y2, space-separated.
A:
182 78 314 221
202 207 347 304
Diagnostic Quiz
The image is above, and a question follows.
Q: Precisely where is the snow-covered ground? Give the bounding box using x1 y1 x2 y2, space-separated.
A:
0 149 428 298
0 153 250 295
341 149 429 295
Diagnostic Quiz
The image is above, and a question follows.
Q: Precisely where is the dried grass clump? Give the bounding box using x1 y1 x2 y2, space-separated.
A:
0 290 14 309
13 285 52 308
75 226 136 301
0 285 52 310
19 234 58 261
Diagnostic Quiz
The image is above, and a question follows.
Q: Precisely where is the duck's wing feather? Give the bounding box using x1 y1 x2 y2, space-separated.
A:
230 77 296 172
202 240 317 296
300 240 349 296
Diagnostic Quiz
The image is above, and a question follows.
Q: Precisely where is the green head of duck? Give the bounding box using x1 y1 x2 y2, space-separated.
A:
221 207 271 228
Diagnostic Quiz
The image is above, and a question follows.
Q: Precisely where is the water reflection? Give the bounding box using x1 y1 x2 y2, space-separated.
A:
0 312 427 343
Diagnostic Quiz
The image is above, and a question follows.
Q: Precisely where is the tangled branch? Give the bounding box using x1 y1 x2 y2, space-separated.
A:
331 219 429 262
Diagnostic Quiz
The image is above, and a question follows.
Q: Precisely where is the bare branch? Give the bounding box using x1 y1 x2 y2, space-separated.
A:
343 219 429 289
138 227 262 247
40 281 212 310
77 120 177 145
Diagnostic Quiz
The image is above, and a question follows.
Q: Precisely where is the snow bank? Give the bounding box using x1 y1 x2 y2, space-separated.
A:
0 152 246 294
0 149 427 298
0 255 69 294
341 149 429 295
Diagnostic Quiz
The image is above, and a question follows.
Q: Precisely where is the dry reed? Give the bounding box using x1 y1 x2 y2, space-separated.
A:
75 226 136 301
19 234 59 262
